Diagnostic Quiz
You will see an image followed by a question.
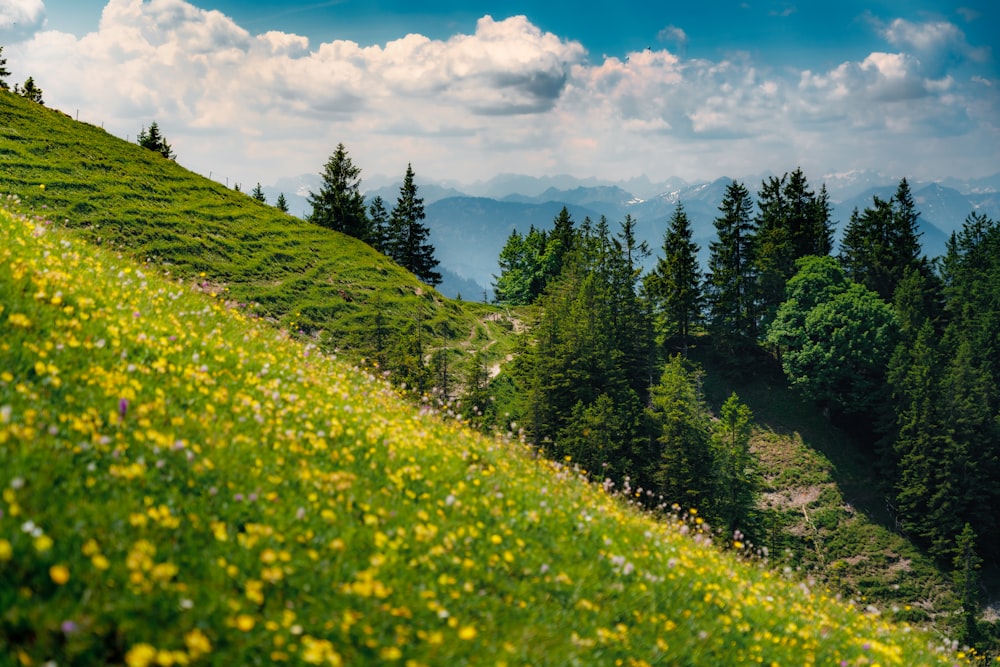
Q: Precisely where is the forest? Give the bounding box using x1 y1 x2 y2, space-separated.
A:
474 171 999 648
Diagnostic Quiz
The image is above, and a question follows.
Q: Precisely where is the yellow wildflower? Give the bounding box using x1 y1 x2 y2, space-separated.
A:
49 564 70 585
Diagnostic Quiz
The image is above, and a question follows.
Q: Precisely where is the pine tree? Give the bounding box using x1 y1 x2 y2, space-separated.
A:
388 164 440 286
953 523 983 644
308 143 370 241
367 196 390 254
713 393 758 533
706 180 757 346
0 46 10 91
648 356 716 515
647 202 702 352
251 183 266 203
839 179 925 302
17 76 43 104
137 121 175 159
754 169 834 329
275 193 289 213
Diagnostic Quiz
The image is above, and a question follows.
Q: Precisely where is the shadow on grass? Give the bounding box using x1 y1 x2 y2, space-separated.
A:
688 340 895 531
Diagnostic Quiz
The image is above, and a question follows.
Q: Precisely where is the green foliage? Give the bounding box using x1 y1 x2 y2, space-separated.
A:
136 121 174 159
274 192 289 213
646 203 702 350
713 393 759 533
367 195 390 254
493 208 575 306
767 257 899 418
387 163 440 286
0 45 10 91
307 142 371 241
706 180 757 347
753 168 834 327
839 178 926 302
250 182 266 203
15 75 44 104
648 357 717 514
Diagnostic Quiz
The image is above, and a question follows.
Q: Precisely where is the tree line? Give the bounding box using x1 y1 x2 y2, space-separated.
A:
487 169 999 645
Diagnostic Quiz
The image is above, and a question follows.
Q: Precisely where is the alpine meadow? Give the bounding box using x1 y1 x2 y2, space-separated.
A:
1 69 999 667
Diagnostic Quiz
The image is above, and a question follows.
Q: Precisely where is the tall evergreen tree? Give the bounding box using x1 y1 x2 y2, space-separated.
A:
17 76 43 104
388 163 440 286
137 121 175 159
367 195 390 254
839 178 925 302
308 143 370 241
251 182 267 203
275 193 289 213
0 46 10 91
648 356 716 515
754 169 834 329
712 393 759 533
706 180 757 346
646 202 702 352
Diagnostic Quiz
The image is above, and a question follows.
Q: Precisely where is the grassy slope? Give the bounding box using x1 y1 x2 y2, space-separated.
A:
0 93 515 377
0 196 968 665
693 345 961 630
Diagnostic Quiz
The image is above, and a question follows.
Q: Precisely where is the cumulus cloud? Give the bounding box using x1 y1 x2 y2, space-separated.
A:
657 25 687 54
880 17 991 76
8 0 998 186
0 0 46 40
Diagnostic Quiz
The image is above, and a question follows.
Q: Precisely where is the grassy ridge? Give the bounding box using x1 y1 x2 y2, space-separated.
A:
0 92 514 375
0 195 968 664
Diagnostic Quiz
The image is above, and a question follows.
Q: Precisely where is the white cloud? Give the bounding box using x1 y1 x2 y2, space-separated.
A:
7 1 998 187
0 0 46 40
881 18 991 76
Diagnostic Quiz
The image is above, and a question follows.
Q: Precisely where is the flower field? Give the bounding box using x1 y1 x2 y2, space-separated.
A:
0 201 969 665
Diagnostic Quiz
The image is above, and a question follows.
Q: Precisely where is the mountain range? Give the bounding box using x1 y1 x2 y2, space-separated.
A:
264 171 1000 299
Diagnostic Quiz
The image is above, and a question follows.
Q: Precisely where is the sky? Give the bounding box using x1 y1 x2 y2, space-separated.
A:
2 0 998 191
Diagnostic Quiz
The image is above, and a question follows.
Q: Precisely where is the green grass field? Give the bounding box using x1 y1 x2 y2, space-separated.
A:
0 92 516 384
0 192 973 666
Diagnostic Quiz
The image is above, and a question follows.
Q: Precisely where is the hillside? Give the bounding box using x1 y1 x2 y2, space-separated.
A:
0 195 968 665
0 93 515 384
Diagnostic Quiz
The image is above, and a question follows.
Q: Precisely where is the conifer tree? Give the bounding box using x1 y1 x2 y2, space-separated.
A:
0 46 10 91
275 193 289 213
388 163 440 286
713 393 758 533
839 179 925 302
17 76 43 104
137 121 175 159
706 180 757 346
754 169 834 329
308 143 370 242
251 182 266 203
367 195 390 254
646 202 702 352
648 356 716 515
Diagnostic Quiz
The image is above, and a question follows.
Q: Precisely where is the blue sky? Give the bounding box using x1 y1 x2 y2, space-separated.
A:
3 0 998 189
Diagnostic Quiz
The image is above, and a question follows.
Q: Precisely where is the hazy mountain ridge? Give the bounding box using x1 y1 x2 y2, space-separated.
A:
267 171 1000 296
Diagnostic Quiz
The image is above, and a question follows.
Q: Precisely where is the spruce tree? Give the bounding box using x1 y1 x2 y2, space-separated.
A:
275 193 289 213
647 202 702 352
388 164 440 286
706 180 757 346
18 76 43 104
839 179 925 302
137 122 175 159
251 182 266 203
367 195 390 255
0 46 10 91
308 143 371 241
